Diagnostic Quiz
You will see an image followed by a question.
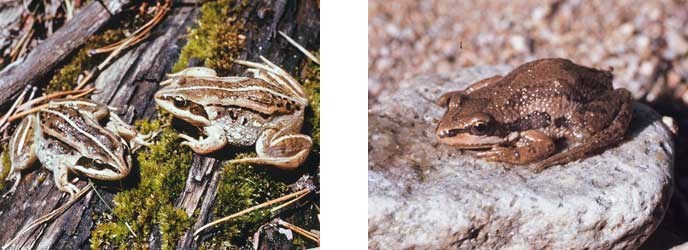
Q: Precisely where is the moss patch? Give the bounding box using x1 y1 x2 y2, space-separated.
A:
171 0 247 75
46 8 153 93
302 52 320 146
200 157 290 248
0 147 10 191
90 119 193 249
45 30 126 93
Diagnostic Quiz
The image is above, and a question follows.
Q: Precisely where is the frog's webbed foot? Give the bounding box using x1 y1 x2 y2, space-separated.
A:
179 126 227 154
535 89 632 172
476 130 555 167
229 128 312 170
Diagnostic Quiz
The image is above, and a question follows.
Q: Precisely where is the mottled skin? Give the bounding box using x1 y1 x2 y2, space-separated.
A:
436 58 632 171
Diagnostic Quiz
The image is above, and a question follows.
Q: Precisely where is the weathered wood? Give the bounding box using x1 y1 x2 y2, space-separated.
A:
0 0 130 107
0 0 319 248
0 1 24 64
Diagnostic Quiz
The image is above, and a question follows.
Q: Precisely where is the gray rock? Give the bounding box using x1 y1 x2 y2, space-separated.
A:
368 66 674 250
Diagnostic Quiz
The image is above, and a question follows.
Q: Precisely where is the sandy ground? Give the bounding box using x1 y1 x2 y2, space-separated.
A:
369 0 688 248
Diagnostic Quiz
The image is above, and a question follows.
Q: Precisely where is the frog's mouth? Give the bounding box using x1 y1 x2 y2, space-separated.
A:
436 132 504 148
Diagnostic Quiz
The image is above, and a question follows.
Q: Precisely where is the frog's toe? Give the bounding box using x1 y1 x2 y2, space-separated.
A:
57 183 80 198
476 147 509 160
178 133 196 142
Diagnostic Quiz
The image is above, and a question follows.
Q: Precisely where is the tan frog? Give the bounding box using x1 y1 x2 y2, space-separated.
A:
435 58 632 171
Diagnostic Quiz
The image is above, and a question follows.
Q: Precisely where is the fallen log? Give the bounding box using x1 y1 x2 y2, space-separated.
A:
0 0 131 107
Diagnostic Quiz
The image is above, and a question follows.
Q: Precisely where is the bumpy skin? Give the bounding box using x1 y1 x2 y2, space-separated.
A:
436 58 633 171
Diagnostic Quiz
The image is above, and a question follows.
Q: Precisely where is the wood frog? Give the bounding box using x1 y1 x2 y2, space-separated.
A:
6 99 149 197
435 58 632 171
154 56 312 170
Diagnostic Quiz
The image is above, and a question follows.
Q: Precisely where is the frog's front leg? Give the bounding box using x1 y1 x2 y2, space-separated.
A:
476 130 555 165
229 127 312 170
51 161 80 197
179 125 227 154
105 112 155 151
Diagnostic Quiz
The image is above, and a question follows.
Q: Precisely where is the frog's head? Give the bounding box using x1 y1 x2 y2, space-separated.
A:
72 138 132 181
154 86 211 127
435 91 506 148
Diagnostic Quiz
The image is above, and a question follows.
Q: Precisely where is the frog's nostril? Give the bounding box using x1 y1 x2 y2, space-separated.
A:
439 129 460 138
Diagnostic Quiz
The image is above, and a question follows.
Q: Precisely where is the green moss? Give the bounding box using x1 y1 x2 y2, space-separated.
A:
0 147 10 191
46 30 126 93
46 8 154 93
171 0 247 75
90 119 193 249
302 52 320 146
200 156 290 248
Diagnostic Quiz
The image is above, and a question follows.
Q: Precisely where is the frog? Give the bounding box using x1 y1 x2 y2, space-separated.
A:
154 56 312 170
5 98 149 197
435 58 633 172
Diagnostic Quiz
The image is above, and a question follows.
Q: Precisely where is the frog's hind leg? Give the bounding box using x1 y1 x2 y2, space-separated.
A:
161 67 218 86
4 115 39 197
234 56 308 103
534 89 632 172
229 126 313 170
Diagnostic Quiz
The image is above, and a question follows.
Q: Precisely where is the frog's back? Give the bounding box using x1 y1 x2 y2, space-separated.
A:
469 58 617 136
496 58 613 100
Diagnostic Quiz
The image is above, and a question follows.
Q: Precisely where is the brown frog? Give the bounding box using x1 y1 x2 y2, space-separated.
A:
435 58 632 172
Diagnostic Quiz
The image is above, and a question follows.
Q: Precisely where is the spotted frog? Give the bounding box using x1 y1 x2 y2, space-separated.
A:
435 58 632 171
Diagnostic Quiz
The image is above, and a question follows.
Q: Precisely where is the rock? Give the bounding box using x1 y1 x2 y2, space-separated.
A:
368 66 674 250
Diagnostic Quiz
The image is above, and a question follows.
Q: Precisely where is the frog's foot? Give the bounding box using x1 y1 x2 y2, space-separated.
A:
53 165 80 198
535 89 632 172
178 126 227 154
128 131 158 152
106 112 156 151
1 172 22 198
476 130 555 166
230 129 312 170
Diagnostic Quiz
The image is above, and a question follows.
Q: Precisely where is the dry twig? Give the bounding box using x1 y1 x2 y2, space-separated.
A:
193 188 312 237
276 219 319 245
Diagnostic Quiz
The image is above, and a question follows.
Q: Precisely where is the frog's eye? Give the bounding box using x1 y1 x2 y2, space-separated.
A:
470 122 489 135
173 96 188 107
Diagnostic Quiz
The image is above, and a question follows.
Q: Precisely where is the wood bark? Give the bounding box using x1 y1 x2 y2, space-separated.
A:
0 0 319 248
0 0 130 108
